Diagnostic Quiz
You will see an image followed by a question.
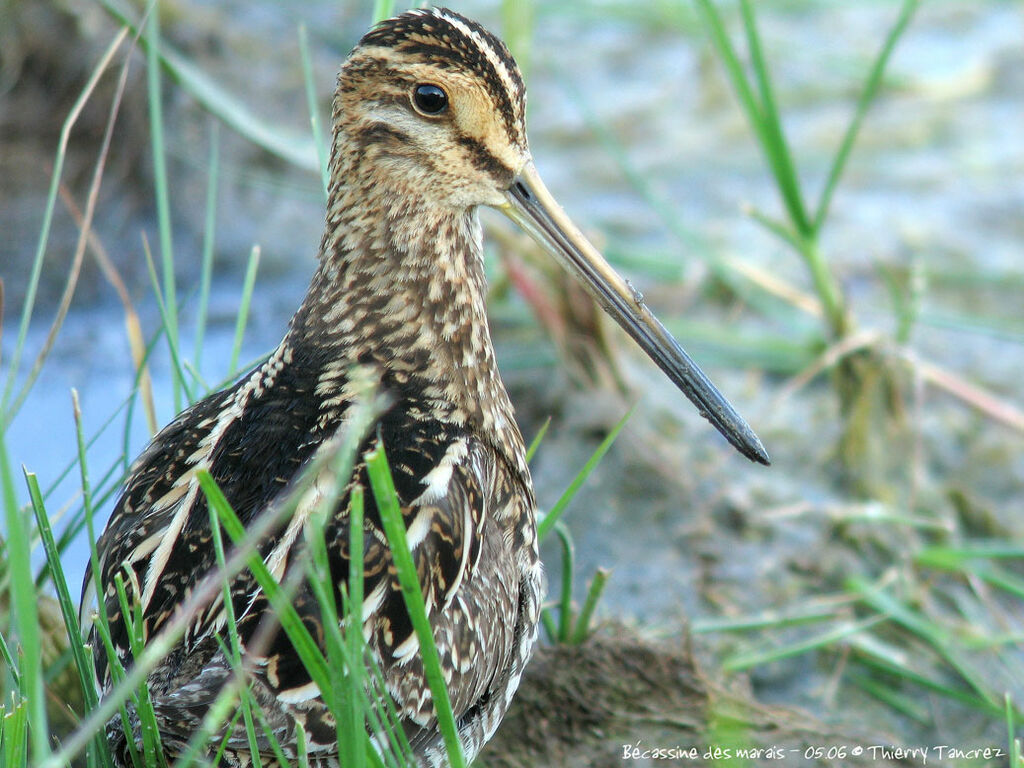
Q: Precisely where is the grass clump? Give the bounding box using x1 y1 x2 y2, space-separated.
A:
694 0 921 496
681 2 1023 746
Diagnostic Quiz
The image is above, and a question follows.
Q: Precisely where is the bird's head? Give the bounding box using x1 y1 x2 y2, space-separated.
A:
329 8 768 465
334 7 529 211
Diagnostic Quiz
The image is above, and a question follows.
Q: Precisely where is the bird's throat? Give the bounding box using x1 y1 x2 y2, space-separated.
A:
287 183 522 457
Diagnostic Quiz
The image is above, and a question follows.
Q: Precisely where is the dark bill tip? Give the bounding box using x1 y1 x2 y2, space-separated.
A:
500 163 769 466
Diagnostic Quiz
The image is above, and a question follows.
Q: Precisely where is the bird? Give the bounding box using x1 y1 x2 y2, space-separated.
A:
81 7 768 768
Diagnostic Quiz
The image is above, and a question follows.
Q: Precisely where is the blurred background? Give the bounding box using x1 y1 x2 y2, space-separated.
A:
1 0 1022 763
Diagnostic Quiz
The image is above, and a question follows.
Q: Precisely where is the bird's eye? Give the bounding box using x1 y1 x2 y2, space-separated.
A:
412 84 449 116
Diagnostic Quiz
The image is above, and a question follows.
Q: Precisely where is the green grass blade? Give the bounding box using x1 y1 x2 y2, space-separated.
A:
972 565 1024 601
184 375 390 767
198 471 332 688
205 504 263 765
2 697 29 768
41 385 131 501
848 673 932 724
229 245 261 375
916 542 1024 566
196 423 390 766
97 0 317 171
0 30 128 424
850 636 1004 715
693 0 764 139
366 446 466 768
194 123 221 372
306 527 345 716
692 604 842 634
0 629 21 688
41 388 106 601
144 0 181 413
916 547 1024 601
75 512 147 768
80 393 126 768
24 469 113 765
570 567 610 645
1 432 48 761
813 0 920 233
71 389 96 534
298 24 330 201
799 237 847 339
552 521 575 644
501 0 534 79
50 454 334 768
201 470 386 764
694 0 851 338
539 608 558 645
372 0 396 25
743 205 801 252
248 705 293 768
141 236 194 404
202 703 248 768
723 614 886 671
173 666 253 768
738 0 811 235
303 531 389 768
524 415 551 464
120 325 167 466
847 577 998 706
537 406 633 541
303 488 383 768
345 486 367 768
1007 693 1023 768
296 723 310 768
113 574 168 768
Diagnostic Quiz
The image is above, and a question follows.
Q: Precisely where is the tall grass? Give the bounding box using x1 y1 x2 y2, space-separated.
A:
684 1 1023 743
694 0 920 495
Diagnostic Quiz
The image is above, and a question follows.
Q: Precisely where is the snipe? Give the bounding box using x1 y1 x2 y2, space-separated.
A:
83 8 768 767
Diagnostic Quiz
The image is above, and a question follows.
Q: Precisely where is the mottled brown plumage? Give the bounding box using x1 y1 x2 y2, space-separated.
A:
83 8 766 768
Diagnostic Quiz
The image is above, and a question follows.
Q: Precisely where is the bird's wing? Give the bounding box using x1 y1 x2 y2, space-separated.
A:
228 408 493 698
86 345 343 686
86 352 498 718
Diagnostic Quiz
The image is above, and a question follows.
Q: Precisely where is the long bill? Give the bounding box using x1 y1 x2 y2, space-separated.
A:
499 162 770 465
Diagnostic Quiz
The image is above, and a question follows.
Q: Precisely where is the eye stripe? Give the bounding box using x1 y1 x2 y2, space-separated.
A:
356 124 413 148
454 135 515 184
